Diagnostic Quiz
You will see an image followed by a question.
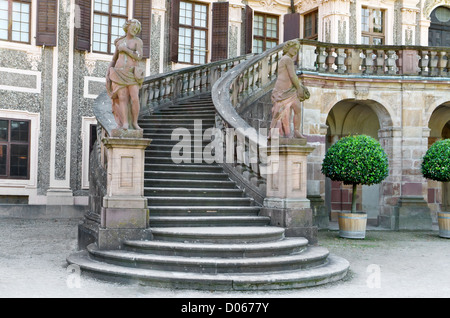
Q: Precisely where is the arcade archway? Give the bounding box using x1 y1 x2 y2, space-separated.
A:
427 102 450 215
325 99 393 225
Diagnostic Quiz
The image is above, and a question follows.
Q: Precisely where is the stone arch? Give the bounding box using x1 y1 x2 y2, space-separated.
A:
423 0 450 20
427 102 450 215
324 99 394 226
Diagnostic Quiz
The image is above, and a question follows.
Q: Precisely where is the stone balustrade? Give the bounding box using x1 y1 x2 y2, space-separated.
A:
301 40 450 77
212 39 450 206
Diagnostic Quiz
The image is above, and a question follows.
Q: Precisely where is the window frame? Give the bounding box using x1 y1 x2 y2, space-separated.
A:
0 118 31 180
177 0 209 65
303 10 318 40
0 0 31 44
253 12 279 54
361 6 385 45
92 0 128 55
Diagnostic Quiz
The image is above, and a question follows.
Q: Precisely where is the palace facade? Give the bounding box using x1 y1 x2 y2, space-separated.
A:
0 0 449 228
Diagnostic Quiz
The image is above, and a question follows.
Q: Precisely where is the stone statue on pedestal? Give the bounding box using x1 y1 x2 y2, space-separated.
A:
270 40 310 139
106 19 145 132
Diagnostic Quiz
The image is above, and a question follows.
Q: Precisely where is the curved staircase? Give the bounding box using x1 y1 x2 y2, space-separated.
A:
67 94 349 291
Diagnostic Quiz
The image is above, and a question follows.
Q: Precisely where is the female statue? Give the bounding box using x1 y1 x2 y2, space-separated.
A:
106 19 145 131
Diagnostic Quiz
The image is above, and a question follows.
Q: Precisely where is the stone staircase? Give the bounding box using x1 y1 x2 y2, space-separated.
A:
67 94 349 291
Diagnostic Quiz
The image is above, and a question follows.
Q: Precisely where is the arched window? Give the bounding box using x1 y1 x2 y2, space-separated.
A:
429 6 450 47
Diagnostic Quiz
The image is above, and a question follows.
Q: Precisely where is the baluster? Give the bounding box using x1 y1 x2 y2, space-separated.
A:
325 47 336 73
429 50 438 76
438 51 447 77
362 49 374 75
164 76 172 102
247 66 254 96
157 78 164 104
386 50 397 75
315 46 327 72
335 48 346 74
344 48 362 74
375 49 385 75
419 50 429 76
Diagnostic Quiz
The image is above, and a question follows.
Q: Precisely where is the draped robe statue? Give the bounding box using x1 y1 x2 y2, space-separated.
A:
106 19 145 131
270 40 310 139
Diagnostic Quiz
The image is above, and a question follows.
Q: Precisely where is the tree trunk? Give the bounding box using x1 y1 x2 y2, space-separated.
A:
351 183 358 213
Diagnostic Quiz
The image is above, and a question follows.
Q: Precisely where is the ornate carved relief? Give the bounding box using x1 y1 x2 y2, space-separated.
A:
423 0 450 19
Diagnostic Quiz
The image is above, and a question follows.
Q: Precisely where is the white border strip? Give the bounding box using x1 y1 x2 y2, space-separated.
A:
0 67 41 94
83 76 106 99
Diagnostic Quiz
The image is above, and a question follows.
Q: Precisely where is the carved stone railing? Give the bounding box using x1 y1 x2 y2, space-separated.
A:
89 55 252 225
93 55 251 138
212 40 450 206
212 44 285 205
301 39 450 77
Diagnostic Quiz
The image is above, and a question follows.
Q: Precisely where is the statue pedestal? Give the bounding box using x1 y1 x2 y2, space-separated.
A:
98 136 152 249
260 138 318 244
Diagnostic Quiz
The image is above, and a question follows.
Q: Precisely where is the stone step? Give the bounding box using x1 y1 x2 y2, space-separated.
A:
147 196 254 207
142 113 215 119
149 215 270 227
156 110 216 116
124 237 309 258
139 122 215 129
140 118 215 125
86 244 330 274
145 163 222 172
147 144 214 152
145 187 244 198
148 206 260 216
150 226 285 243
67 251 349 291
161 106 215 112
145 150 216 159
144 178 237 189
145 170 230 180
144 157 220 166
143 128 212 136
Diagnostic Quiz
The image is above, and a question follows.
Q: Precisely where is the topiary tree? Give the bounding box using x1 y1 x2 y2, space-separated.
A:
321 135 389 213
422 139 450 183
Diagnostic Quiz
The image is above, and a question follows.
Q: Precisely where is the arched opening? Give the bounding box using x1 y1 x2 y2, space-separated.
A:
325 99 392 226
429 6 450 47
427 102 450 215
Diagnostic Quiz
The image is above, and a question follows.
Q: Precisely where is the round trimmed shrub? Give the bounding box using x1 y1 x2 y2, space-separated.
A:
422 139 450 182
321 135 389 212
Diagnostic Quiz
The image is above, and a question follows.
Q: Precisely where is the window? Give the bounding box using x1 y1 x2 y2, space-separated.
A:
253 13 278 54
361 7 385 45
0 119 30 179
0 0 30 43
178 1 208 64
92 0 128 54
304 10 318 40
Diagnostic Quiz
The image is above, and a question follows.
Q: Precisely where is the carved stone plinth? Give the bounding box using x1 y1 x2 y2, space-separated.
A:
260 138 318 244
98 136 152 249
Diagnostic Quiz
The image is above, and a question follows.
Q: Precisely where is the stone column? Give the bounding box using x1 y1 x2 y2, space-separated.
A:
305 124 329 229
97 134 152 249
393 127 432 230
260 138 317 244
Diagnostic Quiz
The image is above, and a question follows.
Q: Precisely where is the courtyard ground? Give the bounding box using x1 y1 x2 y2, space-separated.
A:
0 217 449 298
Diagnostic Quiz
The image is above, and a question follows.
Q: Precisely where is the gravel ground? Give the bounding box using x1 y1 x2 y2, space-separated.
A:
0 218 449 298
